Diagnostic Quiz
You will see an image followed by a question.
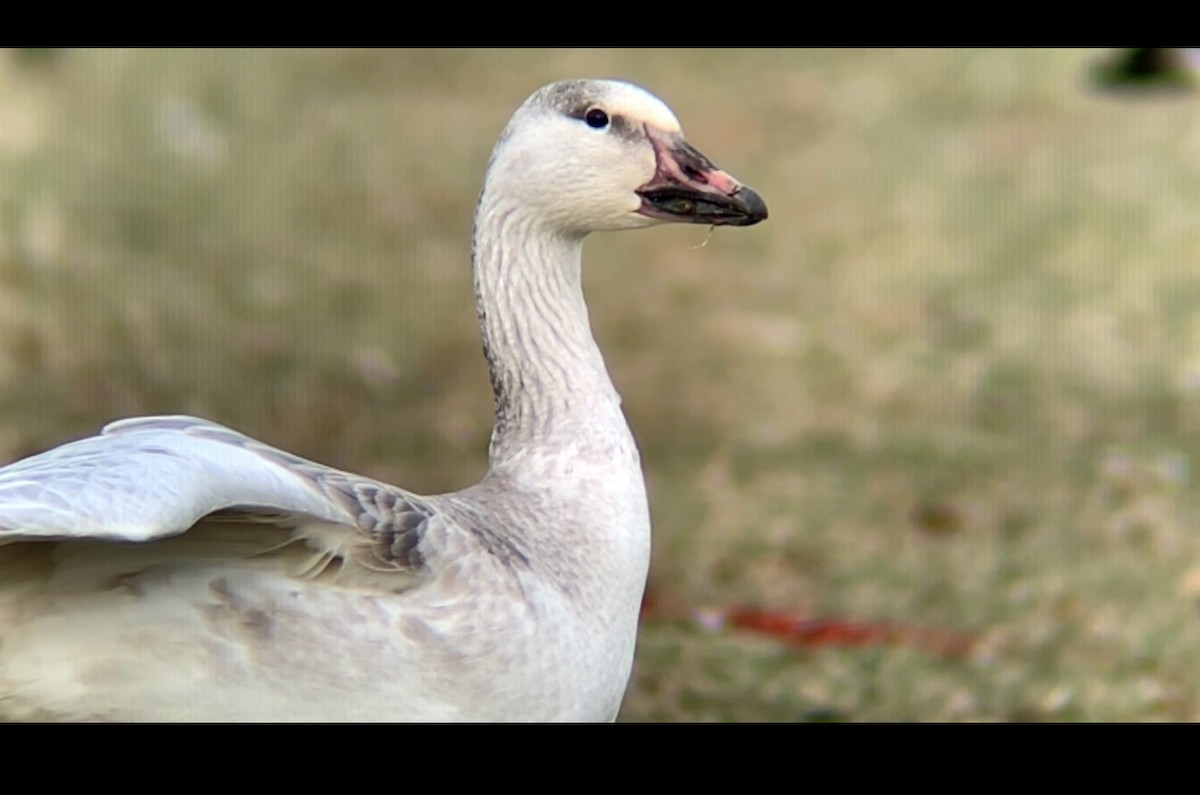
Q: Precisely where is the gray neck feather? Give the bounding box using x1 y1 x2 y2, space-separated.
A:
472 190 626 468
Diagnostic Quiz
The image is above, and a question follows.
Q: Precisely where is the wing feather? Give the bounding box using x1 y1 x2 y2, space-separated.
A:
0 416 411 546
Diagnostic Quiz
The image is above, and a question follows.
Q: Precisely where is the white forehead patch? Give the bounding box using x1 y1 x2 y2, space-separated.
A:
600 80 682 133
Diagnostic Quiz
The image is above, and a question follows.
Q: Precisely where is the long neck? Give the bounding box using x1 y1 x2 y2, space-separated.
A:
472 190 626 468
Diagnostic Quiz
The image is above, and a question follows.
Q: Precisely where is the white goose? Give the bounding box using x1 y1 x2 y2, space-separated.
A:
0 79 767 721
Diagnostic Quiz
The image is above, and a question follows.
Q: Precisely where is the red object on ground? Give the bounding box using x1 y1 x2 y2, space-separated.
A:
641 589 976 659
724 606 976 659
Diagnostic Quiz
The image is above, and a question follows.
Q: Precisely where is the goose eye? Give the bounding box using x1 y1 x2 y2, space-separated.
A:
584 108 609 129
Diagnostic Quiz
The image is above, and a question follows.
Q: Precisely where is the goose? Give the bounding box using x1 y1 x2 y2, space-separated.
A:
0 78 767 721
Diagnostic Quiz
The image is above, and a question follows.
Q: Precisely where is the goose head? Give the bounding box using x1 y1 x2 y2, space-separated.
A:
481 79 768 236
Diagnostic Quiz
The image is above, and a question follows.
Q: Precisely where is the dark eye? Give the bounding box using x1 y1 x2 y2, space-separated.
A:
584 108 609 129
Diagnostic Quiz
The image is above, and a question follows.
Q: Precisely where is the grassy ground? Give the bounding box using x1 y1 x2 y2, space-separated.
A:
3 48 1200 721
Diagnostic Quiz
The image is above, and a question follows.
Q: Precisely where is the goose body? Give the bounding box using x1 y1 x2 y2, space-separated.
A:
0 79 766 721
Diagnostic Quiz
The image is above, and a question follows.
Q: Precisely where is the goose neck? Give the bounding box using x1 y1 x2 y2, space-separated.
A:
472 198 625 464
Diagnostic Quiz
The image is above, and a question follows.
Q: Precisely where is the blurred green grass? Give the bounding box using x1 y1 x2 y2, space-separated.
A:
3 48 1200 721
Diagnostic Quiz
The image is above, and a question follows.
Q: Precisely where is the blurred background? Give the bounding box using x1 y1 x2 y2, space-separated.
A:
2 48 1200 720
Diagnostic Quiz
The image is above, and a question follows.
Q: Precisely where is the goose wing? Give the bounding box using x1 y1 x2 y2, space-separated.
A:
0 416 435 570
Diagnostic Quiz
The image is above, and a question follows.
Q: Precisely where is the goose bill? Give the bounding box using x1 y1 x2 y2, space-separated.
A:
635 126 768 227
